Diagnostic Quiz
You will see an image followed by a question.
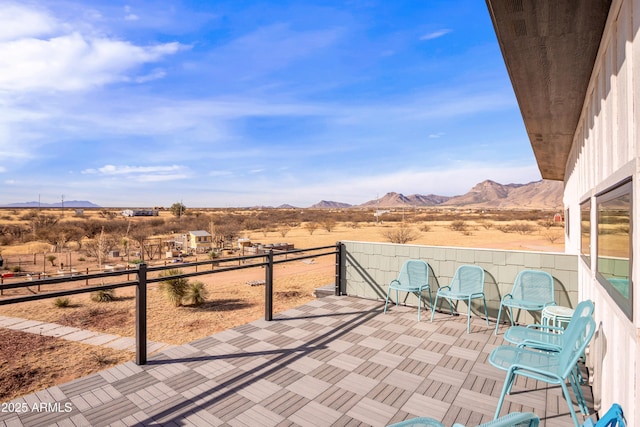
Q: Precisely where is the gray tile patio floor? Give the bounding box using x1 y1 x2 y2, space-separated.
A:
0 296 593 427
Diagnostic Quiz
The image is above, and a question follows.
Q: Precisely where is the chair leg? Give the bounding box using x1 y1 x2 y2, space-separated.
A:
466 297 472 334
384 289 392 314
417 291 422 321
494 369 515 419
495 304 504 335
569 368 588 415
430 295 439 322
560 381 581 427
482 296 490 327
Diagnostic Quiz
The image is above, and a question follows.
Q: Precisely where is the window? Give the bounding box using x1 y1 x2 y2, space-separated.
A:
596 178 632 319
580 200 591 263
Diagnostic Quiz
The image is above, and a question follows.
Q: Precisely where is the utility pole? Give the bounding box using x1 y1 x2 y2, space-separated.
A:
61 194 65 217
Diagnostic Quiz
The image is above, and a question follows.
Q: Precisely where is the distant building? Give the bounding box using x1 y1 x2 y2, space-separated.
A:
186 230 212 253
121 209 159 217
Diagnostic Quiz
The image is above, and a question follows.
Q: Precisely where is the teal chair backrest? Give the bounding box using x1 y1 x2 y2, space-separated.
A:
451 265 485 294
397 260 430 288
557 315 596 379
511 270 555 304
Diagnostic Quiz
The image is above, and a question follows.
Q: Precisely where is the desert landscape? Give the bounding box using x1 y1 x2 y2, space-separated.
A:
0 188 566 401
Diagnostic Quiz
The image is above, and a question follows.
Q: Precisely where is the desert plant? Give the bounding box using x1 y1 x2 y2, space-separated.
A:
304 222 319 235
10 266 22 273
159 269 189 307
208 250 219 260
538 219 555 229
511 222 535 235
91 288 115 302
47 255 57 266
54 297 71 308
419 223 431 232
184 281 208 306
93 353 111 366
278 226 291 238
479 220 493 230
169 202 187 217
322 219 337 232
449 220 467 232
382 223 420 244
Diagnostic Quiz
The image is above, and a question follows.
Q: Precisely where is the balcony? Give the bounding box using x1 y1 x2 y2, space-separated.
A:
0 242 590 426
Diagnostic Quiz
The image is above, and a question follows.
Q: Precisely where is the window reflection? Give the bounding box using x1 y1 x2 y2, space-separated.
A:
596 179 632 319
580 200 590 263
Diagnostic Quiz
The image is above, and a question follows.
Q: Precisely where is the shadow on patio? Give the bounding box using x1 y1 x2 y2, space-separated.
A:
0 296 591 427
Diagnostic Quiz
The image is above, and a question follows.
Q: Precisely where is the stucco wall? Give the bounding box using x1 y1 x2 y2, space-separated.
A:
341 241 578 325
563 0 640 421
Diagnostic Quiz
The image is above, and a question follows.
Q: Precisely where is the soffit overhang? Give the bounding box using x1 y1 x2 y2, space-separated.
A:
485 0 611 181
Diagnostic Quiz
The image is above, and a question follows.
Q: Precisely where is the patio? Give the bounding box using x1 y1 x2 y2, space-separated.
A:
0 295 590 427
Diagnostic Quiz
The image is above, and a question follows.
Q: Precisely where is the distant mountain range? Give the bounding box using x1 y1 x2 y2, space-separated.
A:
311 179 563 210
1 180 563 210
1 200 101 208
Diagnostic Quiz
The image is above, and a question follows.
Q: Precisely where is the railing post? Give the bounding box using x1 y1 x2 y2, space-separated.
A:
265 250 273 321
136 263 147 365
335 242 343 296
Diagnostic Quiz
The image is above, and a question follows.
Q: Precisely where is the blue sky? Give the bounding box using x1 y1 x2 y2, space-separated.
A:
0 0 541 208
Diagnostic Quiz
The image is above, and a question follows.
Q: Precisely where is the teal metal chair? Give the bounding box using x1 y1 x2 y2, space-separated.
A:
430 264 489 333
503 299 595 416
495 270 556 335
582 403 625 427
489 315 596 427
387 412 540 426
504 299 594 350
384 259 432 321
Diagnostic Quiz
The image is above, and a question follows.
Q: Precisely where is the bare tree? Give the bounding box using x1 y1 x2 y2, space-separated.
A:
85 228 116 267
382 223 420 244
305 222 319 235
278 226 291 238
322 219 337 232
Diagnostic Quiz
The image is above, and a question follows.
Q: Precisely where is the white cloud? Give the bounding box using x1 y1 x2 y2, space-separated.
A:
0 3 184 92
208 170 233 177
83 165 185 175
0 166 6 172
135 68 167 83
0 3 58 41
420 29 451 41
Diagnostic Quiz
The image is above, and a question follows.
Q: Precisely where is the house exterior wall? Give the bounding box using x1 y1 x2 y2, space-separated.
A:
341 241 578 325
564 0 639 421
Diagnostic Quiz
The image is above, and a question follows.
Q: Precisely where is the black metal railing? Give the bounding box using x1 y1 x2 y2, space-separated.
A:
0 243 343 365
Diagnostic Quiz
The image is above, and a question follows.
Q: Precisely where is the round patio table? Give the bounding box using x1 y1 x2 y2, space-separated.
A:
542 305 574 332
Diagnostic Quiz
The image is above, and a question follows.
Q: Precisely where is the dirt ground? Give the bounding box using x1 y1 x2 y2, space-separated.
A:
0 216 564 402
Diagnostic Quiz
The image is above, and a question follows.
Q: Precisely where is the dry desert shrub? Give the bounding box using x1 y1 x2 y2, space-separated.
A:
449 220 467 232
305 222 319 235
382 223 420 244
91 288 115 302
54 297 71 308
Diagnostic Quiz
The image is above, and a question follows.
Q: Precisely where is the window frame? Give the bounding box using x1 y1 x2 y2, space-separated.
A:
595 177 633 319
580 199 591 265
